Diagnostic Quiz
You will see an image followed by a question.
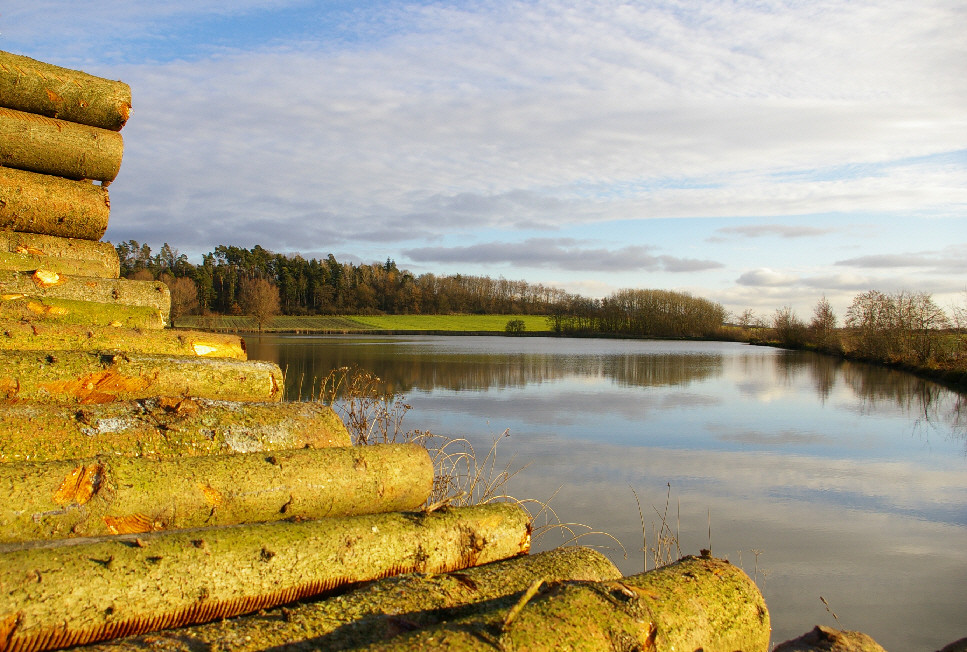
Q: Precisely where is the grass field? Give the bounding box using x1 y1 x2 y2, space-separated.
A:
177 314 553 333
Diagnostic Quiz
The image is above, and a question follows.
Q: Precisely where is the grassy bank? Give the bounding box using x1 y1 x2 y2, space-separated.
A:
177 314 553 334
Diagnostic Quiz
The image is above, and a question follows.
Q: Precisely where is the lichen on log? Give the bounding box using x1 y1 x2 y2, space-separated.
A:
0 167 110 240
80 547 621 652
0 295 164 329
0 503 531 652
0 230 119 278
0 443 433 542
0 350 283 403
351 554 771 652
0 320 246 359
0 106 123 182
0 270 170 319
0 50 131 131
0 397 350 463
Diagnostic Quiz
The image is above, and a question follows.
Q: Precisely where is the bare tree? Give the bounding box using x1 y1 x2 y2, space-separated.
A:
161 274 198 328
809 296 838 352
239 277 280 332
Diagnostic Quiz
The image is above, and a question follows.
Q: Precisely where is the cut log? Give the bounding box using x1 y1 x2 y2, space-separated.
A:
0 320 246 359
0 230 119 278
0 502 531 652
79 547 621 652
0 271 170 319
0 350 283 403
0 50 131 131
0 443 433 542
350 554 771 652
0 106 124 182
0 167 110 240
773 625 887 652
0 397 350 463
0 295 164 329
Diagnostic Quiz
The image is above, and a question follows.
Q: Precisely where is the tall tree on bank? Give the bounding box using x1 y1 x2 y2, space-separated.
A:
238 277 280 332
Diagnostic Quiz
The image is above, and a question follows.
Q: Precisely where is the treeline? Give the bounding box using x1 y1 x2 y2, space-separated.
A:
760 291 965 371
115 241 570 318
115 241 730 339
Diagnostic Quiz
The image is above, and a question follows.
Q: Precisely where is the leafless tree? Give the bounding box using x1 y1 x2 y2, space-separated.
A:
239 277 280 332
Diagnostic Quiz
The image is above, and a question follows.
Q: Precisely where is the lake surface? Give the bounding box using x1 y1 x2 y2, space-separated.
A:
245 334 967 650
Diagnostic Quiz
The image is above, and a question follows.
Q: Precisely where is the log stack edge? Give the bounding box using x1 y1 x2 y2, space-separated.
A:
0 50 797 652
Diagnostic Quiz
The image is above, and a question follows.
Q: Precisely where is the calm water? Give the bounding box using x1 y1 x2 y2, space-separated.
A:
245 334 967 650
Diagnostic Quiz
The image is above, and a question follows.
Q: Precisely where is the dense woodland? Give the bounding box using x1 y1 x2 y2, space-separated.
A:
115 241 726 338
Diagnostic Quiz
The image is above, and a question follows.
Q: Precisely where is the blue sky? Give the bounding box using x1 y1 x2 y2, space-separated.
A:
4 1 965 318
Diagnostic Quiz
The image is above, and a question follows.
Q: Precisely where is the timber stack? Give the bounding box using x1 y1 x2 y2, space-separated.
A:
0 51 776 652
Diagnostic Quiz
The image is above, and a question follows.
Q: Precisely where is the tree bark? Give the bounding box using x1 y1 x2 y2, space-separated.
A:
0 167 110 240
0 350 284 403
0 296 164 330
0 230 119 278
0 107 123 183
0 50 131 131
0 397 350 463
0 443 433 542
351 554 771 652
0 270 170 319
0 503 531 652
0 320 246 360
80 547 621 652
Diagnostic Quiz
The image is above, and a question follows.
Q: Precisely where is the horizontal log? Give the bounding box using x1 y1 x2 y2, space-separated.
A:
353 554 771 652
0 230 119 278
0 443 433 542
0 320 246 359
0 295 164 329
0 167 110 240
0 397 350 463
0 271 170 319
0 50 131 131
0 503 531 652
0 106 124 182
0 350 283 403
773 626 887 652
79 547 621 652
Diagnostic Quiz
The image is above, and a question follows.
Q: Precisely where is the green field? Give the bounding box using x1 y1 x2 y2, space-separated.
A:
177 314 552 333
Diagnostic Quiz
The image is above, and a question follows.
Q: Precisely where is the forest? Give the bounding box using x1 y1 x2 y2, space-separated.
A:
115 241 725 338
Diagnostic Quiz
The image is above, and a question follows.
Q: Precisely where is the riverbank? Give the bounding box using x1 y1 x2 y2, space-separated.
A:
177 313 554 334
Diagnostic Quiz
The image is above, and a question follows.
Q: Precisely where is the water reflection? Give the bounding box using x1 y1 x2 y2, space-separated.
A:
243 334 967 650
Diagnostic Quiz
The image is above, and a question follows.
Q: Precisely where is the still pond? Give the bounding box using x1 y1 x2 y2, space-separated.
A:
244 334 967 650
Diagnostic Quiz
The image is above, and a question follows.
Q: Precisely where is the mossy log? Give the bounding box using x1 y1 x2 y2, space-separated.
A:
80 547 621 652
0 106 123 183
0 50 131 131
773 626 887 652
0 296 164 329
0 167 110 240
0 350 283 403
0 270 170 319
351 554 770 652
0 503 531 652
0 397 350 463
0 320 246 360
0 443 433 542
0 230 119 278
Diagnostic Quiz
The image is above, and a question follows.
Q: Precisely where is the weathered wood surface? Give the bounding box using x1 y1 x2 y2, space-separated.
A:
773 625 887 652
0 106 123 183
0 397 350 463
0 167 110 240
0 270 170 318
0 503 531 652
0 350 283 403
81 547 621 652
350 554 770 652
0 443 433 542
0 50 131 130
0 295 164 329
0 230 119 278
0 320 246 359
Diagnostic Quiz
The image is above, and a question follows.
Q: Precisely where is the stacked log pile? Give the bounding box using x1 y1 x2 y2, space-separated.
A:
0 51 778 652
